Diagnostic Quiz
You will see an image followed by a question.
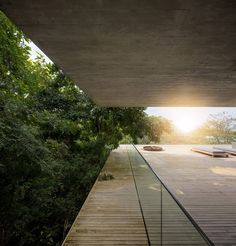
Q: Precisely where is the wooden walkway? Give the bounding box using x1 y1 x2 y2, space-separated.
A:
62 145 149 246
137 145 236 246
63 145 209 246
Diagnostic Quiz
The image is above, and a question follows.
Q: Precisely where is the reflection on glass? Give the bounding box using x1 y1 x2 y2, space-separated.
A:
128 146 211 246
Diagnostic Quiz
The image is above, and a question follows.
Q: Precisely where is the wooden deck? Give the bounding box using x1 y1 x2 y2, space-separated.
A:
128 146 209 246
137 145 236 246
63 145 211 246
62 145 149 246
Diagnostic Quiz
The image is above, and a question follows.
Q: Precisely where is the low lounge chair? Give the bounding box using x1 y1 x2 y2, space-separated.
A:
213 147 236 156
191 147 229 157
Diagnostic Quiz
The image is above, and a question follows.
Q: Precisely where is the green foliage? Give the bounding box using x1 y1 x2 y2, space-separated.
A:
138 116 173 144
193 112 236 144
158 113 236 145
0 11 148 246
98 172 114 181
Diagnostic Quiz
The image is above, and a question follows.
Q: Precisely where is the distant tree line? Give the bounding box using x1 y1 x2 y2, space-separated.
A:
160 113 236 144
193 112 236 144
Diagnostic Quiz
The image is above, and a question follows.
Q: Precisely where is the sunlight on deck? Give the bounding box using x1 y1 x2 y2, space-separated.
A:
210 166 236 176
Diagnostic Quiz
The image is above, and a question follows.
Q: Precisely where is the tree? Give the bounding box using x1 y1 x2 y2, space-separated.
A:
0 11 149 246
196 112 236 144
138 116 172 143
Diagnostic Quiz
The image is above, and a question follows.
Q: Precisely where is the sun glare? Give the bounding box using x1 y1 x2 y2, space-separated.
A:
146 107 236 134
170 108 204 134
174 116 200 133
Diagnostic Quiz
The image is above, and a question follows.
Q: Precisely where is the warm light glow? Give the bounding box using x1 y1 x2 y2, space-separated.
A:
174 116 200 133
145 107 236 134
210 167 236 176
170 108 203 133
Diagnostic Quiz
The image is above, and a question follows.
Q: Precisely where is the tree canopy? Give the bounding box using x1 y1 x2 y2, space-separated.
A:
193 112 236 144
0 11 150 245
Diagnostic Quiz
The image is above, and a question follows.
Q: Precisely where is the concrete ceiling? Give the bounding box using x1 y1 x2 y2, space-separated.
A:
1 0 236 107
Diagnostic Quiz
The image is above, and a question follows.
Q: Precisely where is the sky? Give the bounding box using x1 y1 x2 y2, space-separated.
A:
28 41 52 63
145 107 236 133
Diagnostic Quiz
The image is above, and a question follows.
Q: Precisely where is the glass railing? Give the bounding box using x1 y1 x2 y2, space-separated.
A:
127 145 213 246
